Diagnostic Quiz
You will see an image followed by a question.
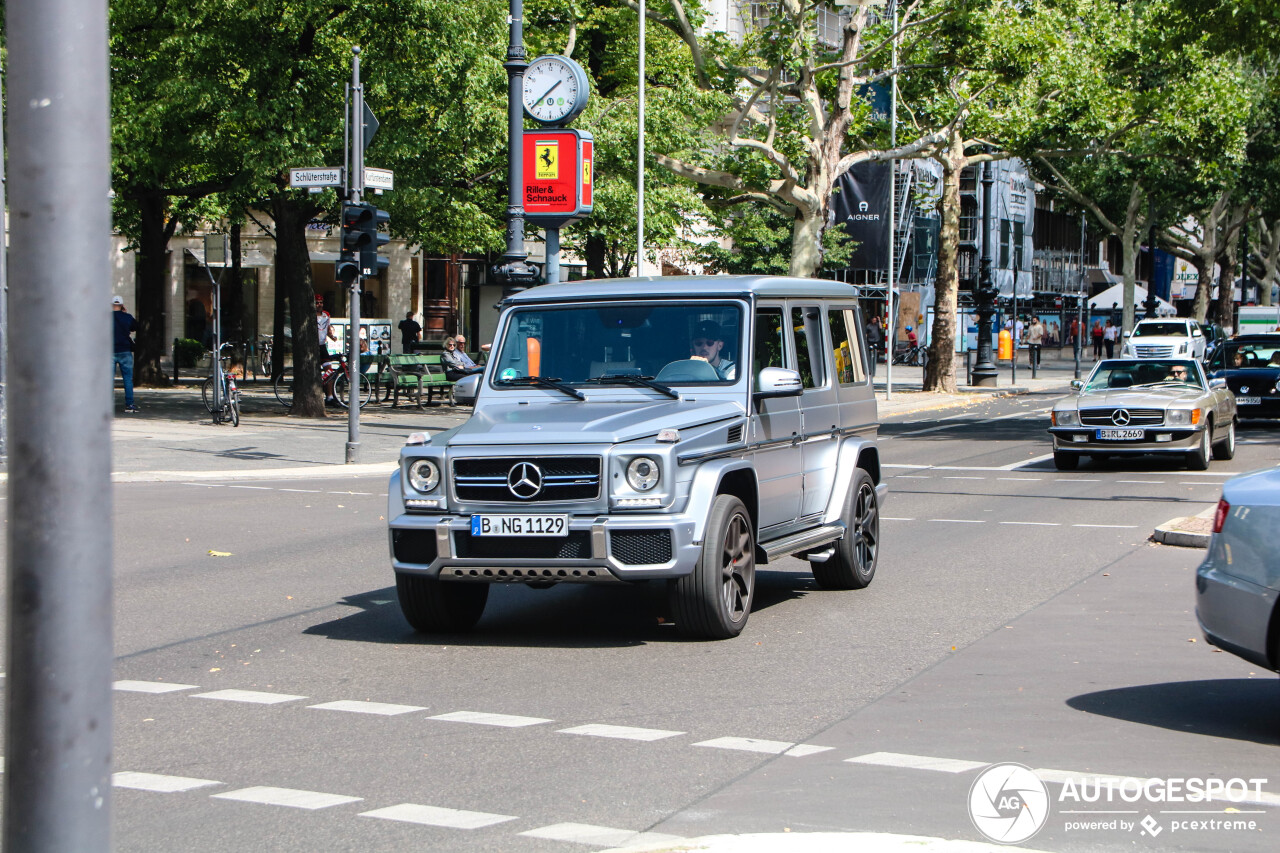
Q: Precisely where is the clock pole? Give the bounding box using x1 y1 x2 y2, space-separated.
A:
492 0 541 296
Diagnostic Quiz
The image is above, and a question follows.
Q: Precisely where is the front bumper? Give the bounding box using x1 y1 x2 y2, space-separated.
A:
389 511 700 583
1234 397 1280 420
1048 425 1202 455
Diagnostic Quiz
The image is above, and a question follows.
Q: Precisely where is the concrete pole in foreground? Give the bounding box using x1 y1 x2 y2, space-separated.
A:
4 0 114 850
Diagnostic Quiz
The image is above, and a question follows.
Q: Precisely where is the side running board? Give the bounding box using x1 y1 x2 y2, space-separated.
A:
759 523 846 564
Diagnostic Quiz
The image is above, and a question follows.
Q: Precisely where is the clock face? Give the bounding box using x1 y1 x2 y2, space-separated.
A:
523 55 587 125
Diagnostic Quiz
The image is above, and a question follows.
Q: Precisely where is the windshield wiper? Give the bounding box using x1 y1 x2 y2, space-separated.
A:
495 375 585 400
590 373 681 399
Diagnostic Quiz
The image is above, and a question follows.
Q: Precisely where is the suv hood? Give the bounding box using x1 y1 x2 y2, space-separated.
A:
446 398 746 446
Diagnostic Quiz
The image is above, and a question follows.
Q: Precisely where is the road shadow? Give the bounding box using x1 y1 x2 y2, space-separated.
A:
1067 679 1280 746
304 568 811 648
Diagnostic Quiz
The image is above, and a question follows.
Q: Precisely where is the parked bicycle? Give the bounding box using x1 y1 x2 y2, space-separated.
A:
273 353 371 411
256 334 274 377
201 342 242 427
892 344 929 369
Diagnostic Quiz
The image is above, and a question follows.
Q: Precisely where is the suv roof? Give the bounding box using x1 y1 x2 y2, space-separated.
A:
502 275 862 305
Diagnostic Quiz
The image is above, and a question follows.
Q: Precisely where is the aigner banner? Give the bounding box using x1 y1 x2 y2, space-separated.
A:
833 161 892 270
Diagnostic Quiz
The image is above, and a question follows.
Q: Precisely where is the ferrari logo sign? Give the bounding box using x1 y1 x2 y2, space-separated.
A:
535 141 559 180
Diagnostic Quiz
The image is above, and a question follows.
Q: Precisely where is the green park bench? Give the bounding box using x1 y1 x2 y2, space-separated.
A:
384 353 454 408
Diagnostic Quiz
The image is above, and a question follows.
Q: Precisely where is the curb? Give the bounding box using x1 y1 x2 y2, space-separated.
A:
1151 505 1217 549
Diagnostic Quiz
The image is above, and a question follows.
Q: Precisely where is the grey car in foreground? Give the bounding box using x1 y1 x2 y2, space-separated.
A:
1196 467 1280 673
387 276 886 639
1048 358 1237 471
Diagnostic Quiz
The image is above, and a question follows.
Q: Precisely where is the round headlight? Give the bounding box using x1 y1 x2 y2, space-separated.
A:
626 457 660 491
407 459 440 493
1166 409 1191 425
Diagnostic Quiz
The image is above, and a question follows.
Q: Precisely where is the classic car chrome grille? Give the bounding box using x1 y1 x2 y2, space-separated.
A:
1080 407 1164 426
1134 345 1175 357
453 456 601 502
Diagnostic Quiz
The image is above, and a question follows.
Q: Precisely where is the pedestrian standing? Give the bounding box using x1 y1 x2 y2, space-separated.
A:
1103 319 1118 358
1026 317 1045 369
865 316 882 376
1091 321 1104 359
398 311 421 352
1069 316 1080 348
112 295 139 413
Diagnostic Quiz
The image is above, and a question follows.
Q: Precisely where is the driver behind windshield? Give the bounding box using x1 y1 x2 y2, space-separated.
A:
690 320 737 380
1164 364 1190 381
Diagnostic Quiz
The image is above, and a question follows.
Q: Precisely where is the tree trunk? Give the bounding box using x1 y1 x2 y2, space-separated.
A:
134 190 176 386
225 223 245 347
1119 186 1142 333
271 193 326 417
1216 237 1237 331
924 133 962 393
1191 257 1213 322
789 207 823 278
585 235 608 279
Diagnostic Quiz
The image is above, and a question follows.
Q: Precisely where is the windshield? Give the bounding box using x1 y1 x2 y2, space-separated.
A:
1223 341 1280 368
1132 322 1189 337
1084 359 1204 391
490 301 745 387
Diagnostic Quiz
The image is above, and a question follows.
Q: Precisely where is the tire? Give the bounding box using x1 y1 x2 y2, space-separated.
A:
228 387 240 428
201 376 217 413
273 368 293 409
1053 450 1080 470
917 349 929 370
396 573 488 632
333 371 372 409
1212 418 1236 460
811 468 879 590
1186 425 1211 471
671 494 756 639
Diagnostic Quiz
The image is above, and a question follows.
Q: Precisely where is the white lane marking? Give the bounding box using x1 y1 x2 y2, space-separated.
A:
181 482 225 487
360 803 517 829
943 476 984 480
1117 480 1164 484
997 477 1042 481
1000 453 1055 470
895 475 931 479
930 519 985 524
1059 478 1100 482
114 771 222 793
1000 521 1060 526
1072 524 1137 529
846 752 987 773
212 786 361 810
519 823 684 847
329 491 374 496
784 744 836 757
881 517 914 521
558 724 684 742
693 736 795 755
883 464 930 470
309 700 426 716
228 485 273 490
1179 482 1221 486
192 689 306 705
114 680 198 694
897 421 975 436
429 710 552 728
279 488 320 493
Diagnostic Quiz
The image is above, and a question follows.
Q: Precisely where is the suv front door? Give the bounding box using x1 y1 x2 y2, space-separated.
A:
791 303 840 519
751 305 802 531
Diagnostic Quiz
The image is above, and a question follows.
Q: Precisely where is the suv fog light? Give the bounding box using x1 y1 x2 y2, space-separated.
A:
407 459 441 493
626 457 660 491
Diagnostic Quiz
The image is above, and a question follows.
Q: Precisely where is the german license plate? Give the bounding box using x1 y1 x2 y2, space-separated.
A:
470 514 568 537
1236 396 1261 406
1096 428 1145 440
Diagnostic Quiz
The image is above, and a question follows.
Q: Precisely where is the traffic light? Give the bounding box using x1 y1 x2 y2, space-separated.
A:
359 205 391 277
337 202 390 280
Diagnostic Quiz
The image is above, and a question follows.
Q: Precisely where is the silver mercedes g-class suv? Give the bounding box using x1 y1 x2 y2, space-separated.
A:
388 276 886 639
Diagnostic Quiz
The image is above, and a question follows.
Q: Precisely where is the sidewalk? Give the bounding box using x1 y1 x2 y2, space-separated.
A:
97 351 1081 482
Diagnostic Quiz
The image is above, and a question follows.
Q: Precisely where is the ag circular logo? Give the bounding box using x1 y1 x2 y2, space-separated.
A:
968 763 1050 844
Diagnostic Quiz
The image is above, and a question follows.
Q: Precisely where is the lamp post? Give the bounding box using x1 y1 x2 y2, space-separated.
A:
971 158 999 386
491 0 540 296
1143 199 1159 319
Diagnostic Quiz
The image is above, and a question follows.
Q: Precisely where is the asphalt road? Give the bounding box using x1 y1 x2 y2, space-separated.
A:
5 392 1280 852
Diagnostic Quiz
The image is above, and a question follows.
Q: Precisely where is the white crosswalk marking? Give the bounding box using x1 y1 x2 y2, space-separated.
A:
114 680 198 694
212 786 361 810
519 823 684 847
846 751 987 773
429 710 552 727
192 689 306 705
558 723 684 741
360 803 517 829
693 736 795 755
308 700 426 716
113 772 221 793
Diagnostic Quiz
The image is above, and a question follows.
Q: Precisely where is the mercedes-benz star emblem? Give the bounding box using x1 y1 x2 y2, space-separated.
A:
1111 409 1132 426
507 462 544 499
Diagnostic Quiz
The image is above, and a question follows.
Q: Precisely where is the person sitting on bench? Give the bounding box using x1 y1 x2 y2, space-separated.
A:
441 336 484 382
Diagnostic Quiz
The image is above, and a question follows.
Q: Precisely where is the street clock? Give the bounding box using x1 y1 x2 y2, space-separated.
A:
522 55 589 126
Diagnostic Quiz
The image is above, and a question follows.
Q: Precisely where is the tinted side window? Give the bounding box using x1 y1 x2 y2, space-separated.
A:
791 306 826 388
829 308 865 383
753 307 786 389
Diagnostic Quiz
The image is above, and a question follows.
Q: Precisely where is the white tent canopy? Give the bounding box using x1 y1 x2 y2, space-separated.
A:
1088 283 1176 317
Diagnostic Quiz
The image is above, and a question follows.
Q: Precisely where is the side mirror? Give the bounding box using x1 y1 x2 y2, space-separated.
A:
1070 379 1085 391
754 367 803 398
1122 330 1132 338
454 374 480 406
1209 377 1227 390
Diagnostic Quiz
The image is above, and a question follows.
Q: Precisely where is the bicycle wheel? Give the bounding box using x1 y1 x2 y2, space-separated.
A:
201 376 217 413
228 387 240 427
273 368 294 409
333 371 372 409
917 348 929 370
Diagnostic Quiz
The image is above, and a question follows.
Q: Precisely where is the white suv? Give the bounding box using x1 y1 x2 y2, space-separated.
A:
1121 318 1206 360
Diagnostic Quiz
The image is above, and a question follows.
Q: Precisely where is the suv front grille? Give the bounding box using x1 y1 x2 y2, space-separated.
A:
453 456 601 503
610 530 673 565
1134 345 1175 357
1080 407 1164 426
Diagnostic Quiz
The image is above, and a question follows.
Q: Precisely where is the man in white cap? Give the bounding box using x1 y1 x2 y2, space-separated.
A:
112 295 139 412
